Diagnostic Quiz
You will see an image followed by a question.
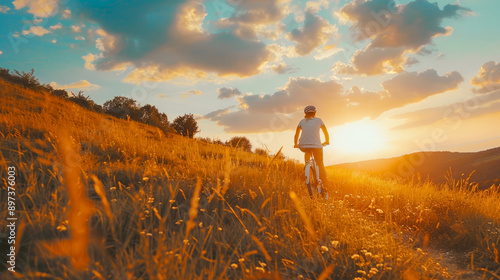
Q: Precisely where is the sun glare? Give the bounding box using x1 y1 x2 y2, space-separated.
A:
332 120 387 154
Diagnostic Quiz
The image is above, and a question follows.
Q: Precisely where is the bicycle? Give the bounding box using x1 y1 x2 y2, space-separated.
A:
295 145 329 199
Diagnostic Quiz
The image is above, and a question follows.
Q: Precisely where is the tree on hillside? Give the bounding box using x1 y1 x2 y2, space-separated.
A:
14 69 39 89
69 91 103 112
212 139 225 146
226 136 252 152
140 104 170 134
0 68 52 92
172 114 199 138
52 89 69 98
103 96 141 120
197 137 213 144
255 147 269 157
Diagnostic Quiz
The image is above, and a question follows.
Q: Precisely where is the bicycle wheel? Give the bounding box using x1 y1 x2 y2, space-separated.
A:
305 164 317 197
313 164 327 199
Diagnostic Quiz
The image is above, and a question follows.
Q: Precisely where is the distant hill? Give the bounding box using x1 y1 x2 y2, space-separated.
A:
330 147 500 189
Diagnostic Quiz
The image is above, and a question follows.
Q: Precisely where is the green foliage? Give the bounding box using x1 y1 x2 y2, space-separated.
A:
172 113 200 138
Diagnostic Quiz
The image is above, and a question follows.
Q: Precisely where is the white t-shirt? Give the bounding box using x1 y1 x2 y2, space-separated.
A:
298 117 324 148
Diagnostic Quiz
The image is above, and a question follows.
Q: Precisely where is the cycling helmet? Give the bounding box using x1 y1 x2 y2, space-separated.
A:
304 105 316 113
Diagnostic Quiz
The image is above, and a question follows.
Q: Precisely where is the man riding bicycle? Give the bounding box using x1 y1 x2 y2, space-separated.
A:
294 105 330 186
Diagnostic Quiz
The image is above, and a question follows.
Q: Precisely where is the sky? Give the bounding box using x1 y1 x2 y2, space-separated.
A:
1 0 500 165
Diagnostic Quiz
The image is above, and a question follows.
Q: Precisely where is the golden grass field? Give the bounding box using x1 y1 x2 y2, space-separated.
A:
1 79 499 279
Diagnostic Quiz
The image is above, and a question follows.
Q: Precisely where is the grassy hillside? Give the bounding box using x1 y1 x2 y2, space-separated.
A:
331 148 500 189
1 79 499 279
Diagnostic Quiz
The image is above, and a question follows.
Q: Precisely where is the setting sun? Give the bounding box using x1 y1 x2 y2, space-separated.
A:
332 120 387 154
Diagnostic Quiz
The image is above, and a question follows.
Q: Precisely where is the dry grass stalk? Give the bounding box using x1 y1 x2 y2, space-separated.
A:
42 132 95 271
317 264 335 280
289 191 316 240
250 235 272 262
184 177 202 241
91 175 112 221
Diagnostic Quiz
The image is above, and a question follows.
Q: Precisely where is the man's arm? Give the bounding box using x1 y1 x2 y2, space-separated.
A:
294 126 301 148
321 124 329 145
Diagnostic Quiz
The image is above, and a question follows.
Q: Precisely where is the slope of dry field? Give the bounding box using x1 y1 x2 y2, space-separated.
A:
1 79 499 279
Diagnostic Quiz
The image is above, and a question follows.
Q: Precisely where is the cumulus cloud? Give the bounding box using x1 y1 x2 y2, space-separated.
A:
0 50 3 55
381 69 464 103
13 0 60 17
82 53 100 71
230 0 289 25
344 69 464 122
71 24 84 33
22 26 51 36
313 44 343 60
387 64 500 130
75 0 273 83
205 77 347 132
206 69 464 133
286 11 338 56
217 87 241 99
391 89 500 130
334 0 470 75
305 0 329 13
61 9 71 19
180 89 202 98
50 80 100 90
241 77 344 113
335 47 407 75
215 0 290 39
201 107 233 120
272 63 296 74
50 23 62 30
471 61 500 94
0 5 11 13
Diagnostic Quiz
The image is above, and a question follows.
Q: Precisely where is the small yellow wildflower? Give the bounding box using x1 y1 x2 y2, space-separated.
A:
56 225 67 232
255 267 265 273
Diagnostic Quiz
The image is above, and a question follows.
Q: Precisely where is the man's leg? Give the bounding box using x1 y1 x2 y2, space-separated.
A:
312 148 327 184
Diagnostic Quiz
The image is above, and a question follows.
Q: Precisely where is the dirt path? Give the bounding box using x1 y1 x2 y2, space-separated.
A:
426 248 483 279
360 210 486 279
